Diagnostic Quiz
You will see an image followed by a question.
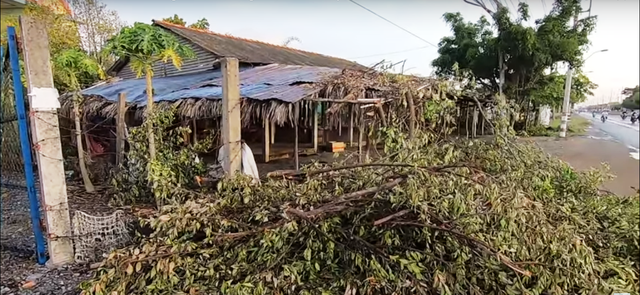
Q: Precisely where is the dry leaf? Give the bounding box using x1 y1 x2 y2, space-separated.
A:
21 280 36 289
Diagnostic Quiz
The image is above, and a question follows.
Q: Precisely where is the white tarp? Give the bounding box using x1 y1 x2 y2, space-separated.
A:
539 105 551 126
218 142 261 184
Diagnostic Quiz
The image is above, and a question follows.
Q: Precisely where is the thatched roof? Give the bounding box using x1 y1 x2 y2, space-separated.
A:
62 63 486 130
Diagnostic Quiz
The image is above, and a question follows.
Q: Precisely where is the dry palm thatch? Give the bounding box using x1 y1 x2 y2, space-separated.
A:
59 94 298 128
58 69 485 133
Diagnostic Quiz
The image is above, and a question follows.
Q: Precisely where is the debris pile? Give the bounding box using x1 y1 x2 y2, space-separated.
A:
80 136 639 294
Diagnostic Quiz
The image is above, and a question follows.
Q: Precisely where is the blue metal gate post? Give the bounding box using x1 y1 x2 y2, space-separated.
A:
1 45 4 235
7 26 48 265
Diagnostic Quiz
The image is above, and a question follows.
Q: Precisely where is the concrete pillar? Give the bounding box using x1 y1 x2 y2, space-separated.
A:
20 16 74 266
221 58 242 175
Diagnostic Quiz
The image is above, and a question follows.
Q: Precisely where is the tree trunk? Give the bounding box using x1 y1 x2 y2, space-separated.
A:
73 95 94 193
145 69 156 161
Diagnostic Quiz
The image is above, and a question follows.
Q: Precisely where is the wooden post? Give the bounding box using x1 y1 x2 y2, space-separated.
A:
221 58 242 175
465 105 470 139
115 93 127 166
480 108 485 136
338 114 342 137
192 119 198 144
20 16 74 266
358 115 364 163
472 106 479 138
270 121 275 144
294 103 300 170
348 105 354 147
312 102 318 153
263 117 270 163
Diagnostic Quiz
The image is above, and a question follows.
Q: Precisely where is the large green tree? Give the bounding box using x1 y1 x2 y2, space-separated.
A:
621 86 640 110
68 0 125 72
105 22 195 161
432 0 596 107
1 2 82 92
530 71 597 108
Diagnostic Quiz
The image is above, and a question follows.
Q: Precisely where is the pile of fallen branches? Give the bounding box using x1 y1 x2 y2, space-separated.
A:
80 137 639 294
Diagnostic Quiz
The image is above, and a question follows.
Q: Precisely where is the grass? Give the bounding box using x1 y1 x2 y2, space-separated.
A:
525 115 591 137
550 115 591 135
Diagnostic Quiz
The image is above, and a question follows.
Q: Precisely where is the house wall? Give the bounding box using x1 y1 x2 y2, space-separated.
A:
115 33 220 79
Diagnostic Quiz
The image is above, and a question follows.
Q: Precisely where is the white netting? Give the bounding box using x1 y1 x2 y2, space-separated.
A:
72 210 132 264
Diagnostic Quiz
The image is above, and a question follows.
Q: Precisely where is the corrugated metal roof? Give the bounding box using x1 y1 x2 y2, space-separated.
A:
82 64 341 106
152 20 368 71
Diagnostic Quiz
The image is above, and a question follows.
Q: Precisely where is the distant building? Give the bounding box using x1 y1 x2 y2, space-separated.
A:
28 0 71 15
1 0 26 15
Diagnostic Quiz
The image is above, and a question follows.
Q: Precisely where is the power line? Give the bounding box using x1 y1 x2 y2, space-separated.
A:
347 0 437 48
347 46 432 60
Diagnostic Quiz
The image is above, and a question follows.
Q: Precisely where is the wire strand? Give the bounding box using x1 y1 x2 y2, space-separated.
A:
347 0 437 48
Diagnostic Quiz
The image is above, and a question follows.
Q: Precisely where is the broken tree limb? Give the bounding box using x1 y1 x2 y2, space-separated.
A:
387 220 532 277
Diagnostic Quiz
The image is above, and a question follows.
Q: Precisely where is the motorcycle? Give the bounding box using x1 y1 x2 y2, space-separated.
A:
601 115 607 123
622 114 628 120
631 115 638 125
592 112 596 118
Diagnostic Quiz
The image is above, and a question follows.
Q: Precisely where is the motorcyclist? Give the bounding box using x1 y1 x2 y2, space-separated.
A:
622 109 628 120
631 111 638 124
601 110 609 122
592 110 596 118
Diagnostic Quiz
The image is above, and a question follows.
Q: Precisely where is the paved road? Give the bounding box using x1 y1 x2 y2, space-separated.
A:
578 112 639 160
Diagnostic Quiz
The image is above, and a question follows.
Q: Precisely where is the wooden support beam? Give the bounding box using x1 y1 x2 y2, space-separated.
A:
349 105 354 147
480 109 485 136
115 93 126 166
270 121 275 144
306 98 387 103
263 117 270 163
294 103 300 170
465 106 470 139
312 102 318 153
192 119 198 144
472 106 479 138
221 58 242 175
358 115 364 163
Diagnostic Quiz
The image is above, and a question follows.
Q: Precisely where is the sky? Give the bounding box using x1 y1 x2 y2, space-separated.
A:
103 0 639 106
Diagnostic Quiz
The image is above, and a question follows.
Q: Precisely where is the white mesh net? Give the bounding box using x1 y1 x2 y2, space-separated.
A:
72 210 131 264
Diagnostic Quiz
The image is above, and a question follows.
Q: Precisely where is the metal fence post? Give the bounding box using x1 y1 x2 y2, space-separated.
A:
7 26 47 265
1 45 4 235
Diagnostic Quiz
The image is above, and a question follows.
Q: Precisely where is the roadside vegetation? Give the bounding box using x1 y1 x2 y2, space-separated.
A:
524 114 591 137
1 0 638 294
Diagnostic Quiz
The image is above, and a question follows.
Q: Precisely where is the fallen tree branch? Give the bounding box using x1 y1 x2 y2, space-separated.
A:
387 221 532 277
268 162 475 179
374 209 411 226
286 178 405 219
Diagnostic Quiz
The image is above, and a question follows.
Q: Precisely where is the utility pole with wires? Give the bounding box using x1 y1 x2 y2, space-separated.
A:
559 2 601 138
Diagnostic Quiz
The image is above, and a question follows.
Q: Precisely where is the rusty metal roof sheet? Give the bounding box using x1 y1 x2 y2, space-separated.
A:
82 64 341 106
